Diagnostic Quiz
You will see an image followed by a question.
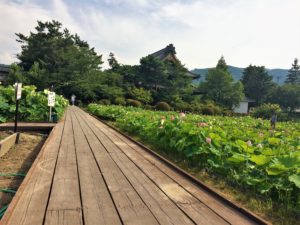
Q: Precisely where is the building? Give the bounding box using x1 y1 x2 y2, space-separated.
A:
233 97 256 114
0 64 10 84
150 44 199 79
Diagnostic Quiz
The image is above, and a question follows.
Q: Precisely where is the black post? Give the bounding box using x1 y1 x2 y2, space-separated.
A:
14 84 20 144
14 99 19 133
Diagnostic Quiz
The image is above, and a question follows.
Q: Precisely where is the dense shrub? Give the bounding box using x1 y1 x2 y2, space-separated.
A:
0 85 68 122
201 106 214 115
98 99 111 105
127 99 142 107
156 102 170 111
144 105 153 110
252 103 281 119
129 87 153 104
114 97 126 105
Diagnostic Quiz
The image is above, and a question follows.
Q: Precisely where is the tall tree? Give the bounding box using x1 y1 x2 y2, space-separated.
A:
216 55 228 72
139 55 168 91
107 52 120 71
285 58 300 84
241 65 274 104
200 57 243 108
15 20 103 97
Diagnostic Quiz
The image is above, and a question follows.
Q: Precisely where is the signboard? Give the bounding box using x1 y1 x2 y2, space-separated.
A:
48 91 56 107
15 83 22 100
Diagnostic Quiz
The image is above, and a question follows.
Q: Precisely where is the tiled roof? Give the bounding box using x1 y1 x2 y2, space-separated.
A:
0 64 10 72
150 44 198 79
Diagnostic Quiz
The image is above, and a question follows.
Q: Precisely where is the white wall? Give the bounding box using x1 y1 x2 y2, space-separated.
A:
234 102 248 114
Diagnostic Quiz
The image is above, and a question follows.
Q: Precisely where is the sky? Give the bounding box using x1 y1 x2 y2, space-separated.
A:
0 0 299 70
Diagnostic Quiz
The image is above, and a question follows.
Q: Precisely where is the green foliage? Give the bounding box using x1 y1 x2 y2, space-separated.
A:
216 56 228 72
0 84 68 122
13 20 104 102
241 65 275 104
199 68 243 108
267 84 300 112
129 87 153 104
156 102 170 111
88 104 300 209
285 58 300 84
114 97 126 105
7 63 27 84
98 99 111 105
139 55 167 90
252 103 281 119
126 99 142 107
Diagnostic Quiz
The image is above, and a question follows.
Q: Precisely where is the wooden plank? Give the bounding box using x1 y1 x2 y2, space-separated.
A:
73 108 195 225
0 133 17 158
76 108 229 225
44 108 83 225
72 108 159 225
86 111 260 225
1 118 65 225
70 109 122 225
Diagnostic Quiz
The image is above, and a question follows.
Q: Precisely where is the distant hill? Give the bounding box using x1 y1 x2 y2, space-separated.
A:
191 65 288 84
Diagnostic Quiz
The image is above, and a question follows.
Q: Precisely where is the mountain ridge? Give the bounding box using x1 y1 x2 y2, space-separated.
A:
191 65 288 84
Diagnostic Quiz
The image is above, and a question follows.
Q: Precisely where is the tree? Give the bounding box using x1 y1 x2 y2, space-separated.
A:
216 55 228 72
128 87 153 104
7 63 27 84
241 65 274 104
107 52 120 71
15 20 104 101
285 58 300 84
267 84 300 111
139 55 168 91
199 57 243 108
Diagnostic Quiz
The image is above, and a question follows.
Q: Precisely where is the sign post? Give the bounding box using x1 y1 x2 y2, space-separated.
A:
14 83 22 144
48 91 55 122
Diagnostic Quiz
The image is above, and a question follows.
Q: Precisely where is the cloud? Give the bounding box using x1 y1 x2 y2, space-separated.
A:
0 0 299 69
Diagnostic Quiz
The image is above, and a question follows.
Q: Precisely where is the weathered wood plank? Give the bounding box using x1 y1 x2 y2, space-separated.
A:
71 110 122 225
73 108 159 225
76 108 229 225
44 109 83 225
74 108 195 225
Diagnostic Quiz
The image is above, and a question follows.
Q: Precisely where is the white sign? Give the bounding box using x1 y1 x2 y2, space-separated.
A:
48 91 56 107
15 83 22 100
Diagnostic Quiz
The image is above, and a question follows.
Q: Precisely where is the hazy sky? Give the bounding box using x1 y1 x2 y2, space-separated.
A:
0 0 299 70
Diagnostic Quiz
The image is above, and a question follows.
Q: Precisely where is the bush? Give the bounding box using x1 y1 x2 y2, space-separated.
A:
201 107 214 115
127 99 142 107
114 97 126 105
98 99 111 105
200 102 222 115
156 102 170 111
144 105 153 110
252 103 281 119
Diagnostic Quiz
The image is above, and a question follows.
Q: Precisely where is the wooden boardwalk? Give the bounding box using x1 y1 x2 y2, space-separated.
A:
1 107 269 225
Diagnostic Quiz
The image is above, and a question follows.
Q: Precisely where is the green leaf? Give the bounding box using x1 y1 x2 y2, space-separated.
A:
227 153 246 164
268 137 281 145
266 164 289 175
250 155 271 166
289 174 300 188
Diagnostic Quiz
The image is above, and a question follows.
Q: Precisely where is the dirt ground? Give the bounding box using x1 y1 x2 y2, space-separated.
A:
0 132 47 209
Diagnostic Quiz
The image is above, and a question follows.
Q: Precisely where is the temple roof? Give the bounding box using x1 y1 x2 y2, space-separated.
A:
0 64 10 72
150 44 198 79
